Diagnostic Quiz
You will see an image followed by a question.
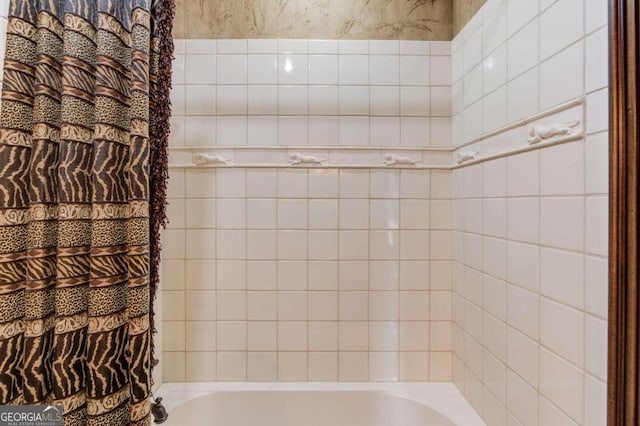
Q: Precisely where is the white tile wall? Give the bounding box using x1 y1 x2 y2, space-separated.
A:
451 1 609 426
170 39 451 148
164 5 608 419
162 167 453 383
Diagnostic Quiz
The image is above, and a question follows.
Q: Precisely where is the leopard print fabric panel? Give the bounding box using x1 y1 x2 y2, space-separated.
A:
0 0 170 424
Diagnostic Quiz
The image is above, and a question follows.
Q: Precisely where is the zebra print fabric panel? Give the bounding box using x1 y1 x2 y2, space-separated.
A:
0 0 168 424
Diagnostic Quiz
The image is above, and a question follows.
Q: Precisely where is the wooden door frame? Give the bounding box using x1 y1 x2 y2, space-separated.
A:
609 0 639 424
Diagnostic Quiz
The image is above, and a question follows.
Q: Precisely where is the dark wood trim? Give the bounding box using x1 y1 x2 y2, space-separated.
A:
609 1 640 425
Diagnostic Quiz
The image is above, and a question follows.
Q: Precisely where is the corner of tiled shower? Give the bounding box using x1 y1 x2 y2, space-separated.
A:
159 37 455 387
158 0 610 425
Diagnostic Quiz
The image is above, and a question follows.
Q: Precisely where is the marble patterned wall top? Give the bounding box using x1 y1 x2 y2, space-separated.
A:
174 0 453 41
452 0 486 35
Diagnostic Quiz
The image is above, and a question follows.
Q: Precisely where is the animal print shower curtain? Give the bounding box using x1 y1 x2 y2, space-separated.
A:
0 0 173 424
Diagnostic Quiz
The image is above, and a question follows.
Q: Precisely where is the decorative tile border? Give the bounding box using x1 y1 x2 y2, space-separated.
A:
168 146 453 170
168 96 586 170
452 97 586 168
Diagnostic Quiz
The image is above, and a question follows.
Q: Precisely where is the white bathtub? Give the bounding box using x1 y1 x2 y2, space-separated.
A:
156 382 486 426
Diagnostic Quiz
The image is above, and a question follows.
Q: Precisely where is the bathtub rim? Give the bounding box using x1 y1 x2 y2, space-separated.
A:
155 381 486 426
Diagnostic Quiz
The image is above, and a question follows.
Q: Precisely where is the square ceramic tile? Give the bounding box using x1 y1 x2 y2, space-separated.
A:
217 39 247 54
248 85 277 115
507 67 539 122
277 322 307 351
247 169 277 198
308 261 339 290
507 151 539 196
247 291 277 320
370 86 400 116
507 327 539 387
339 352 369 381
279 55 308 85
540 141 585 195
217 321 247 351
370 117 400 146
186 352 216 382
483 2 507 54
338 40 368 54
540 298 584 366
431 87 451 117
339 117 370 146
339 261 369 291
309 40 338 54
216 116 247 145
248 54 278 84
247 116 278 146
400 41 430 55
217 85 247 115
586 89 609 134
369 261 399 291
277 231 308 260
309 116 340 145
400 86 430 117
248 39 278 53
507 284 539 340
339 86 370 115
185 116 215 146
400 55 430 86
463 28 483 73
186 55 215 84
308 292 338 321
586 0 608 33
369 352 399 381
309 55 339 84
586 195 608 256
540 196 585 251
278 292 307 320
585 315 607 381
186 321 216 351
185 39 215 54
401 117 429 147
465 63 483 106
185 85 215 115
585 27 609 92
217 352 247 381
339 199 369 229
539 348 584 423
278 85 308 115
339 55 369 85
483 85 508 132
216 55 247 84
370 55 400 85
309 86 339 115
247 230 277 260
308 169 339 198
370 40 399 54
540 42 584 110
277 117 308 145
216 260 246 290
508 18 539 80
507 370 539 425
431 118 453 148
248 322 277 350
540 0 584 60
507 0 539 37
430 56 451 86
247 352 277 382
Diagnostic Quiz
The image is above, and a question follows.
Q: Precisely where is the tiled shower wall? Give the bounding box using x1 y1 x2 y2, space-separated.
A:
160 39 454 382
168 38 452 148
451 0 608 425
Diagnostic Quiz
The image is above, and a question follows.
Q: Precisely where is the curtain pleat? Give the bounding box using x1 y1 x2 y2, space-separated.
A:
0 0 172 424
